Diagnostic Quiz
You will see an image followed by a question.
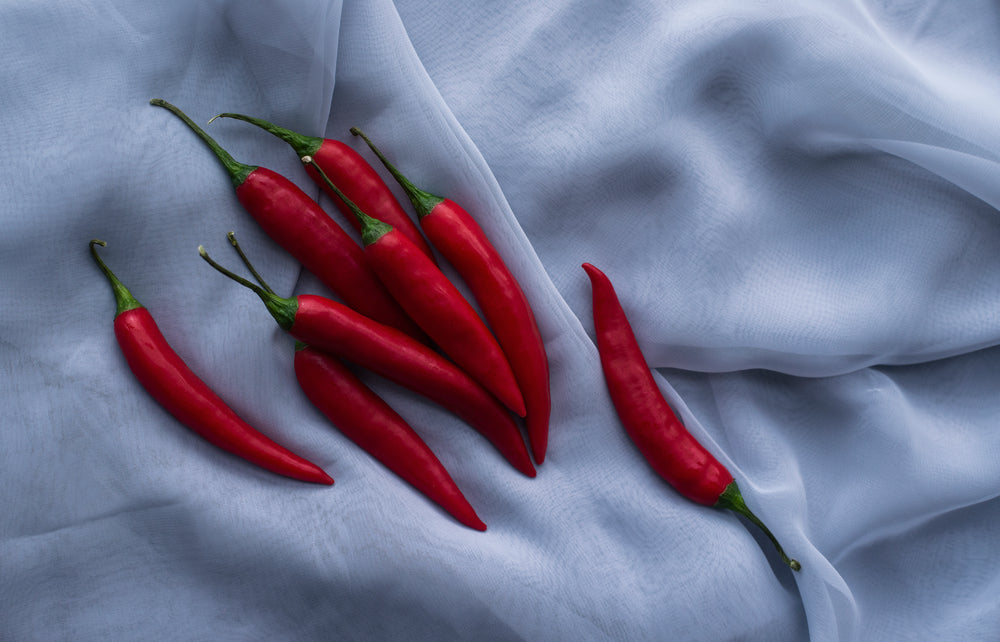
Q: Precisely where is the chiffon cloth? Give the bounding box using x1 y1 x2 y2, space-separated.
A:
2 0 999 639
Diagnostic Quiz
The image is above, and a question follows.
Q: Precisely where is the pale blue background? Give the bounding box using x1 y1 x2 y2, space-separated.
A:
2 1 999 639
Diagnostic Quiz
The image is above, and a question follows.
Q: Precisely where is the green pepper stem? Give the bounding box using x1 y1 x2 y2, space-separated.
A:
716 481 801 572
226 231 275 295
150 99 256 189
300 155 392 246
348 127 444 218
208 112 323 159
198 244 298 332
89 239 143 317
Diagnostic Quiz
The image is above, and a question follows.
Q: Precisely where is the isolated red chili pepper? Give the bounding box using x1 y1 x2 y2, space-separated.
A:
350 128 552 464
294 342 485 530
200 235 535 478
207 112 437 264
88 239 333 485
583 263 800 571
303 157 527 419
148 99 425 342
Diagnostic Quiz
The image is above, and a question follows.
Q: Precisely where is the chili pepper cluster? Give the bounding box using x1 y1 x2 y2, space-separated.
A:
91 99 550 531
91 98 798 570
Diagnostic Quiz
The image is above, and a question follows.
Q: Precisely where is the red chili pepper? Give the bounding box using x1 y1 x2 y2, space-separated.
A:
207 112 437 264
88 239 333 485
583 263 800 571
294 342 486 530
148 99 425 342
350 128 552 464
200 235 535 478
303 157 527 419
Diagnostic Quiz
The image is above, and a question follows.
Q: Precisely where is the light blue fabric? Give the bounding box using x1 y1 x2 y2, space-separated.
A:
2 0 998 639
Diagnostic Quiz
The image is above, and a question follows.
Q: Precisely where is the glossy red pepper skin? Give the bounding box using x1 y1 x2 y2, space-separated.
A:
419 203 551 463
91 241 332 485
288 295 535 478
348 127 550 463
199 244 536 478
583 263 800 570
583 263 730 504
303 158 527 418
210 112 437 263
363 228 526 417
149 99 424 342
294 344 485 530
234 168 425 341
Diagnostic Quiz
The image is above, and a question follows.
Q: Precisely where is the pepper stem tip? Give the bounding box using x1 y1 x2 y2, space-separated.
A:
149 98 255 188
717 481 801 572
226 231 276 295
300 155 392 245
347 127 443 218
90 238 142 315
198 240 297 331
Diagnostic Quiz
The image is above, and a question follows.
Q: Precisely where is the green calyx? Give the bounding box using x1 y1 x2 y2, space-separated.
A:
150 99 257 188
89 240 143 317
198 242 299 332
208 112 323 159
262 292 298 332
300 155 393 246
349 127 444 218
359 214 394 247
716 481 801 572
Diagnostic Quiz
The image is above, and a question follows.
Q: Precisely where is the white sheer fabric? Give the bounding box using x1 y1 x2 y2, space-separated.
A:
2 0 998 639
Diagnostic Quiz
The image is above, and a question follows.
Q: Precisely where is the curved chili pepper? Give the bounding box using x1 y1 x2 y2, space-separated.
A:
88 239 333 485
294 342 486 530
206 112 437 264
303 157 527 419
583 263 800 571
350 128 552 464
148 99 425 342
200 236 535 478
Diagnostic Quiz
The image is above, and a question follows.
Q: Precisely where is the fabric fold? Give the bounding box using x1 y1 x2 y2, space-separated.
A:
2 0 999 639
